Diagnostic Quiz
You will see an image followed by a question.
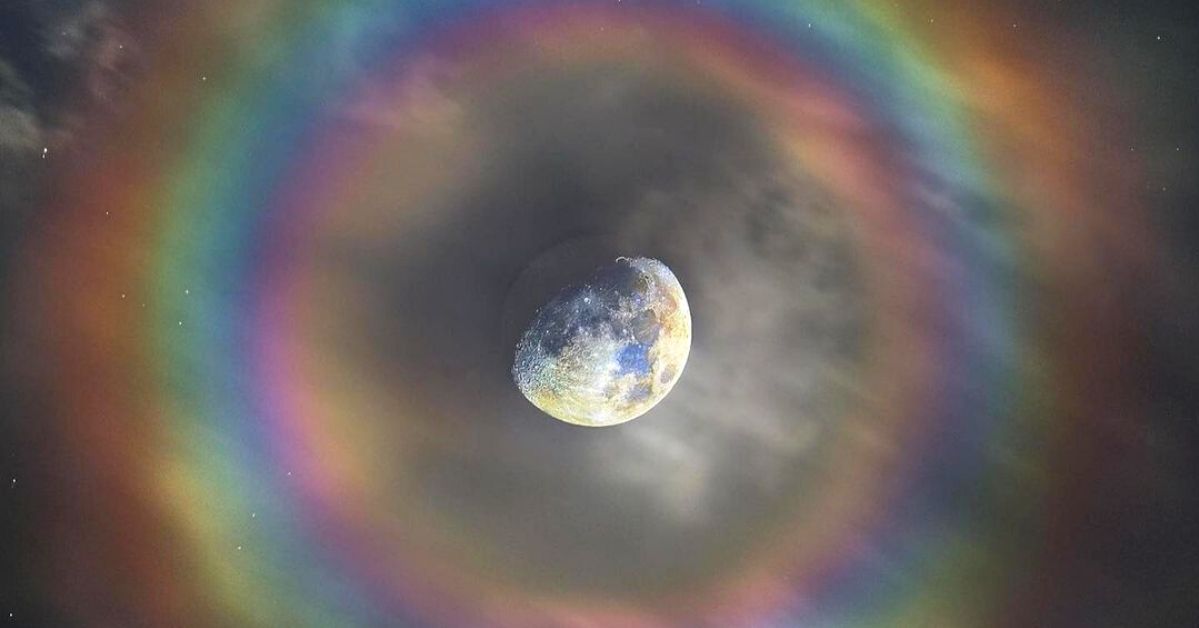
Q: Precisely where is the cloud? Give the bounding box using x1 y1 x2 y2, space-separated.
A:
300 58 868 592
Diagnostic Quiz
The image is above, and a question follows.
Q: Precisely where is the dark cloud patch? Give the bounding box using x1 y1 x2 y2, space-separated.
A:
0 1 135 131
301 59 867 595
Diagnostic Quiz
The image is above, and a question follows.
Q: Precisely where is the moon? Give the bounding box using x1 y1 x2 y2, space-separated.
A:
512 257 692 426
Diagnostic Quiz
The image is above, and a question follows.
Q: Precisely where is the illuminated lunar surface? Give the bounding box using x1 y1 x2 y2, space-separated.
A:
513 257 691 426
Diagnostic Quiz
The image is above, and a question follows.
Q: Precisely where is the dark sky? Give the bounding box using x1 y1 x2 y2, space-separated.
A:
2 1 1198 626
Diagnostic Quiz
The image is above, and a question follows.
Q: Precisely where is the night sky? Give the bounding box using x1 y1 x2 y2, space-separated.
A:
2 1 1198 626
